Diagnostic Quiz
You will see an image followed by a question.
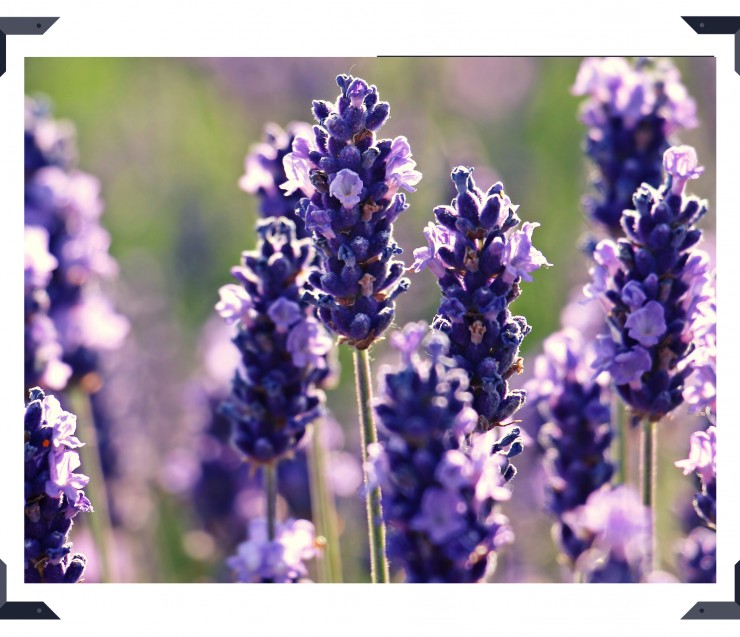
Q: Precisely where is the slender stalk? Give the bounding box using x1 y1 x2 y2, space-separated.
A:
308 419 343 583
353 348 389 584
640 418 658 572
264 463 278 541
70 389 117 583
611 394 628 485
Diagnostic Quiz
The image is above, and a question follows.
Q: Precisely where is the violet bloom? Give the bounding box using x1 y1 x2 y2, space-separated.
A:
369 323 517 583
24 97 129 390
573 57 698 235
415 167 549 431
683 275 716 421
527 328 613 564
286 74 422 349
24 388 92 583
217 218 331 464
227 518 318 583
585 146 711 421
676 426 716 529
239 122 315 238
564 485 650 582
676 526 716 583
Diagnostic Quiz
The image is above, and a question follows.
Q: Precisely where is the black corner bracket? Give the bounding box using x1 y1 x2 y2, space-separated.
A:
0 559 59 620
0 17 59 78
682 560 740 620
682 16 740 77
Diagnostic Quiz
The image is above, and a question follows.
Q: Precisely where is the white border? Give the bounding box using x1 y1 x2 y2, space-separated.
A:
1 1 739 634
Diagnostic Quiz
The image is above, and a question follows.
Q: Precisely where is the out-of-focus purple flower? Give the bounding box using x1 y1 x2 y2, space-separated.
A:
676 426 716 528
227 518 318 583
215 284 253 325
240 122 315 237
584 146 710 421
290 74 421 349
25 97 129 391
370 324 515 583
676 526 716 583
25 227 58 291
564 485 650 582
527 328 613 565
419 167 549 430
25 388 92 583
573 57 698 235
683 275 716 420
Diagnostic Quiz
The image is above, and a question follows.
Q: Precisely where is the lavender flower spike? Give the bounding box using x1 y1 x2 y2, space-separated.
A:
573 57 698 235
527 328 613 564
288 74 422 349
585 145 710 421
415 167 550 431
370 324 516 583
217 217 331 464
25 387 92 583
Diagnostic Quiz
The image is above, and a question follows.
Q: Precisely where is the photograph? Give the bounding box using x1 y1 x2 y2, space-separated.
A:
23 55 716 585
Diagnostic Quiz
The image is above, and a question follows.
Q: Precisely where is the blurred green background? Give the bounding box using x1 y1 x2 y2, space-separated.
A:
25 57 716 583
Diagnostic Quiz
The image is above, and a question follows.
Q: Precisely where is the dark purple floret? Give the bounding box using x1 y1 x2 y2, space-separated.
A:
572 57 698 236
216 217 332 465
24 387 92 583
240 122 315 238
528 329 613 564
586 146 711 422
370 323 516 583
414 167 549 431
286 74 422 349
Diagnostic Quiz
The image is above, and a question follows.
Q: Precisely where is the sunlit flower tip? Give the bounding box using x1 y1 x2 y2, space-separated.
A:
663 145 704 194
215 284 252 325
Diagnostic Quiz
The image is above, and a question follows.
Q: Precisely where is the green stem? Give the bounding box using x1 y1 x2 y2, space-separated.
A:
308 418 343 583
612 394 628 485
265 463 277 541
640 418 658 572
353 348 389 584
71 390 117 583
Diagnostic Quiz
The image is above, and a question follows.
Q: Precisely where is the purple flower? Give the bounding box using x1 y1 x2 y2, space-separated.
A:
328 168 364 209
291 74 421 349
24 227 58 291
215 284 253 325
25 388 92 582
676 426 716 485
584 145 709 420
371 325 515 582
286 318 333 368
573 57 698 234
419 167 548 430
267 298 303 331
501 221 551 283
565 485 650 582
624 300 666 347
663 144 704 194
227 518 318 583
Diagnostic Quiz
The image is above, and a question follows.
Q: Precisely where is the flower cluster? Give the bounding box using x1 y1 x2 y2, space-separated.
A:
369 323 517 582
24 388 93 583
414 167 549 431
564 485 651 582
216 217 332 464
227 518 318 583
585 146 710 421
527 328 613 563
285 74 422 349
24 97 129 392
676 425 716 529
572 57 698 235
240 122 315 238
